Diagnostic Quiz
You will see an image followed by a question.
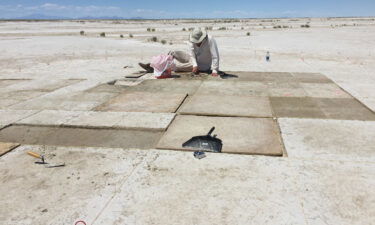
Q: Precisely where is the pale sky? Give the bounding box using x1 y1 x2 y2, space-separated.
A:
1 0 375 19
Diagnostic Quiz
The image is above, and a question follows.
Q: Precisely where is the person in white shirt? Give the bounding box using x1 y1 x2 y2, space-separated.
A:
188 28 220 76
138 28 220 77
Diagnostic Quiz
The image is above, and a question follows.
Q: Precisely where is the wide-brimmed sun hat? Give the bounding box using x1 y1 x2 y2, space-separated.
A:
189 28 207 44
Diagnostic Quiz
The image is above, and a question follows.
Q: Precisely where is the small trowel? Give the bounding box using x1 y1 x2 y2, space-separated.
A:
27 151 65 168
182 127 223 153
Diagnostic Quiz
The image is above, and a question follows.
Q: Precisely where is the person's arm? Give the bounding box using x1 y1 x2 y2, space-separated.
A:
189 42 198 69
209 37 220 75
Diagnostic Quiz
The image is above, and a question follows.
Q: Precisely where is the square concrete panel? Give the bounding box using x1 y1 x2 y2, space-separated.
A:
266 82 307 97
5 79 82 92
263 72 295 83
0 99 21 109
0 110 39 126
0 79 29 88
179 94 273 117
64 91 119 102
16 110 84 126
231 72 293 82
314 98 375 121
96 92 187 113
85 84 127 93
0 126 163 150
63 111 175 131
301 83 352 98
126 80 202 95
291 72 333 83
0 91 47 101
196 81 268 96
10 98 101 111
279 118 375 161
157 115 283 155
231 72 270 81
270 97 326 118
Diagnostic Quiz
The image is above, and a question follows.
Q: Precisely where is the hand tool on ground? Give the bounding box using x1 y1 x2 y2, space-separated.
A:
27 151 65 168
182 127 223 153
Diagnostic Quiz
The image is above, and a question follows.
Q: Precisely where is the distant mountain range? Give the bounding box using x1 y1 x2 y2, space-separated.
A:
3 14 145 20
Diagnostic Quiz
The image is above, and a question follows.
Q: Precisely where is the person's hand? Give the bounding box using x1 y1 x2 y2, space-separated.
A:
211 72 218 77
192 66 199 74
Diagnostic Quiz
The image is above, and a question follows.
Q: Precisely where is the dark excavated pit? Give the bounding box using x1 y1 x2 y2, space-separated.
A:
0 125 163 149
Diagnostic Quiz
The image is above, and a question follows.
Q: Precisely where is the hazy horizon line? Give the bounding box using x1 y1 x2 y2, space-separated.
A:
1 15 375 21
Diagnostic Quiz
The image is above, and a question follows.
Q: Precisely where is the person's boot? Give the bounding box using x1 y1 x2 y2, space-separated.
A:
138 63 154 73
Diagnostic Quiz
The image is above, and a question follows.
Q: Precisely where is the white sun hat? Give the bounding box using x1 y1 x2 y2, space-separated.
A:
189 28 207 44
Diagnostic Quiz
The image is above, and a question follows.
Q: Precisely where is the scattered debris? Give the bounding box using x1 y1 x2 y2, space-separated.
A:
182 127 223 153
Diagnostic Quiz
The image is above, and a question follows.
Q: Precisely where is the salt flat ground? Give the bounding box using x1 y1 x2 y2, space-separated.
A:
0 18 375 225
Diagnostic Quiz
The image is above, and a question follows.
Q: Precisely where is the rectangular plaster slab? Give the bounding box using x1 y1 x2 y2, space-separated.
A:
232 72 293 82
0 110 39 126
279 118 375 161
0 142 20 156
126 80 202 95
230 72 272 81
16 110 84 126
270 97 326 118
114 80 144 86
314 98 375 121
262 72 295 83
62 91 120 102
0 91 47 101
0 79 29 88
360 97 375 113
5 79 82 92
17 110 175 131
179 94 273 117
196 81 268 96
291 72 333 83
266 82 307 97
0 125 163 149
157 115 283 156
301 83 352 98
96 92 187 113
64 111 175 131
85 84 127 94
10 98 102 111
0 99 21 109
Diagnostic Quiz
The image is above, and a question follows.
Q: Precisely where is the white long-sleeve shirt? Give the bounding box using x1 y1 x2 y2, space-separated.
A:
189 35 220 73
